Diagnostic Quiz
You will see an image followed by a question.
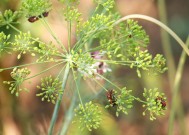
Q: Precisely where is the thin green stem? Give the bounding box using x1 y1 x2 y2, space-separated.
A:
96 73 121 91
168 36 189 135
114 14 189 56
0 60 62 71
157 1 186 134
68 21 72 52
92 78 108 92
56 64 67 79
157 0 176 84
8 24 44 44
25 61 65 80
72 68 84 106
48 63 70 135
59 87 77 135
40 18 67 53
8 24 20 33
133 96 147 104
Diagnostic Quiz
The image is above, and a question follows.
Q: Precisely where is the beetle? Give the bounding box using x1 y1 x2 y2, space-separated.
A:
155 96 166 109
106 90 117 106
28 16 39 23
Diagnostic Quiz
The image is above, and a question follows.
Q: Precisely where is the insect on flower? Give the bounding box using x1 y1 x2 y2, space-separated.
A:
28 16 39 23
38 12 49 18
155 96 166 109
106 90 117 106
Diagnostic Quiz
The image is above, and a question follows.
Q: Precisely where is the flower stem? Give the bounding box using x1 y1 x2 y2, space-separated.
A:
168 36 189 135
58 77 77 135
48 63 70 135
157 0 176 84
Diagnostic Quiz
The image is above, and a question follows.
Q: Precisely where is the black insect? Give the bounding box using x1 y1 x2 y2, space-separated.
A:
106 90 117 106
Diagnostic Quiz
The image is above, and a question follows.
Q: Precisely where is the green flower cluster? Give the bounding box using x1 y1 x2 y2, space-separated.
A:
36 76 62 104
3 68 31 96
105 87 134 117
0 32 11 55
69 50 96 78
0 9 20 28
94 0 115 11
74 101 102 131
100 19 149 59
12 32 36 59
21 0 51 18
63 6 81 22
143 88 167 120
33 42 62 62
152 54 168 74
130 47 167 77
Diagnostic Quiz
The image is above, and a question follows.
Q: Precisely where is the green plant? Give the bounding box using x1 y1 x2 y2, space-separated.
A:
1 0 188 135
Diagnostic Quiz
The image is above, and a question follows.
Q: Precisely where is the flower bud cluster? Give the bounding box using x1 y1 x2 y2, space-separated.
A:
36 76 62 104
3 68 31 96
74 101 102 131
143 88 167 120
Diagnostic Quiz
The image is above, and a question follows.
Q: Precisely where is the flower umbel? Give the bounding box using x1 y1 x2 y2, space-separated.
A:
36 76 62 104
105 87 134 117
3 68 31 96
143 88 167 120
12 32 37 59
74 101 102 131
21 0 51 22
0 32 11 55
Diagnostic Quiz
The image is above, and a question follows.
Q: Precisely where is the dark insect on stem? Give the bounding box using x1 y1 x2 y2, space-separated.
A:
155 96 166 109
106 90 117 106
38 12 49 18
28 12 49 23
28 16 39 23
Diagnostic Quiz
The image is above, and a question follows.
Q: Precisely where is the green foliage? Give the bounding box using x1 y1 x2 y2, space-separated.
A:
0 32 11 55
36 76 62 104
0 9 20 28
3 68 31 96
143 88 167 120
21 0 51 18
74 101 102 131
